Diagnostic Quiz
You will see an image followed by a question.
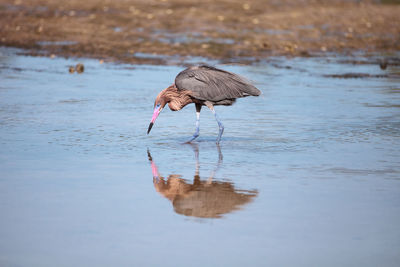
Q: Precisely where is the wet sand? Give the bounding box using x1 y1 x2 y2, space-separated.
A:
1 0 400 64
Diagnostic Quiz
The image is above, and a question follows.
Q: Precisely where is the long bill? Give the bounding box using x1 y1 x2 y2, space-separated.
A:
147 105 163 134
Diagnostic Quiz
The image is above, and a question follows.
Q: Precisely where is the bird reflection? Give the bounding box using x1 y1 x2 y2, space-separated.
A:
147 144 258 219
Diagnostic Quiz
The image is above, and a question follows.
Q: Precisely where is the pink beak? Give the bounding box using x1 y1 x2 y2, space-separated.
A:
147 105 162 134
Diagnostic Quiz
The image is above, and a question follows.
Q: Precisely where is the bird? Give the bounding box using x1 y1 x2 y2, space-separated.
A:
147 65 261 143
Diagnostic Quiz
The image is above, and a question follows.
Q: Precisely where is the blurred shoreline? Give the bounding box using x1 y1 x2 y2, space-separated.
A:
1 0 399 64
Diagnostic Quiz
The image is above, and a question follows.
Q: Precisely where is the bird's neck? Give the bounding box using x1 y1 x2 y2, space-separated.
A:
161 84 192 111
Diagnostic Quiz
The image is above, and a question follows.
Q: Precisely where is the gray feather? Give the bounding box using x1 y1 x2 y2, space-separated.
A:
175 65 261 103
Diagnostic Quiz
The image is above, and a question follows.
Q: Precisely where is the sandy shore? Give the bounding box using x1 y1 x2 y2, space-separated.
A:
1 0 399 64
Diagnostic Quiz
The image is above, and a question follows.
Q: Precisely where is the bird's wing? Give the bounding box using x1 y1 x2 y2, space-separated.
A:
175 65 261 102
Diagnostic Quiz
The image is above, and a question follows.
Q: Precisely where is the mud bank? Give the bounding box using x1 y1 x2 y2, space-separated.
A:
1 0 400 64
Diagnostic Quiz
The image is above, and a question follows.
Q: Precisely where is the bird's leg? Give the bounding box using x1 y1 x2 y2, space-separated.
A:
206 102 224 144
186 103 202 143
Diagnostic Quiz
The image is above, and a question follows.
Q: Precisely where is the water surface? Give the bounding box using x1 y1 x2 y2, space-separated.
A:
0 48 399 266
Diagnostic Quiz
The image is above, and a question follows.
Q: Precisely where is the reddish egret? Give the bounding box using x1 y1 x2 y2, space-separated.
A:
147 65 261 143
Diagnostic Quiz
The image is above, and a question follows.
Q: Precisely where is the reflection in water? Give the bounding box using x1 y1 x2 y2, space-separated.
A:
147 145 258 219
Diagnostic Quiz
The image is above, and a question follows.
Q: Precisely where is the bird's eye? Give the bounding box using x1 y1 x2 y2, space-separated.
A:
156 103 161 108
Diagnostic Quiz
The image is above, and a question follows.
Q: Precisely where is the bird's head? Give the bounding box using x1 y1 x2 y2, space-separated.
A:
147 93 168 134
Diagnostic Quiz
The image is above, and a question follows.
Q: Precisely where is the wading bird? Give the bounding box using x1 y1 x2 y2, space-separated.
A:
147 65 261 143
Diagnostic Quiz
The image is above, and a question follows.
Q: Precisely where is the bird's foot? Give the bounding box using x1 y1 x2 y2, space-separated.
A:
216 125 224 144
185 133 199 143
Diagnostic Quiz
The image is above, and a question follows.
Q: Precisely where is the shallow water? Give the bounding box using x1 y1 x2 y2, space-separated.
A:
0 47 399 266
